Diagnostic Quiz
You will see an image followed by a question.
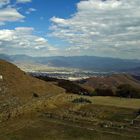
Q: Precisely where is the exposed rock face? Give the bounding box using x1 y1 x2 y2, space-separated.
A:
0 60 65 122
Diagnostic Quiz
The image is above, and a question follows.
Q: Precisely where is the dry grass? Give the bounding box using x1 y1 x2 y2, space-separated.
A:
89 96 140 109
0 115 139 140
58 94 140 109
0 60 140 140
83 74 140 89
0 60 65 103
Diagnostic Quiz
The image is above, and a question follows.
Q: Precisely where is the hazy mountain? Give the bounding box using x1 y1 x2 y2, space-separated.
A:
0 54 12 61
1 54 140 72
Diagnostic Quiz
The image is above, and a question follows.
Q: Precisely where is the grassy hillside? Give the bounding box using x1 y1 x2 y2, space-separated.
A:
81 74 140 90
0 60 140 139
0 60 65 121
0 93 140 140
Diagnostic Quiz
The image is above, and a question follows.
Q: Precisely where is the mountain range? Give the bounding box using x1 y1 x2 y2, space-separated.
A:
0 54 140 73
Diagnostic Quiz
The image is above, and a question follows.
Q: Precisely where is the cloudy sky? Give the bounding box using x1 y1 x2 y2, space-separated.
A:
0 0 140 59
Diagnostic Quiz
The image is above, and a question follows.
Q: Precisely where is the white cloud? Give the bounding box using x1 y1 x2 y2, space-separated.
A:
0 7 25 25
0 27 56 55
50 0 140 59
16 0 31 3
0 0 34 25
0 0 10 8
51 17 67 25
77 0 122 10
26 8 36 14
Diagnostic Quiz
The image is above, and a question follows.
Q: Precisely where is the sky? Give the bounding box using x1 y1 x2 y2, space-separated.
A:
0 0 140 59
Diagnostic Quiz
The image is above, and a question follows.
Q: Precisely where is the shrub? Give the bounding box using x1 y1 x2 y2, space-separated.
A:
72 97 92 104
116 84 140 98
35 75 92 96
91 91 98 96
33 93 39 98
57 80 91 96
95 88 114 96
137 109 140 116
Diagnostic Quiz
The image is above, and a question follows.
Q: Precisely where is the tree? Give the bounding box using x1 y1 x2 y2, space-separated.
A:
95 88 114 96
116 84 140 98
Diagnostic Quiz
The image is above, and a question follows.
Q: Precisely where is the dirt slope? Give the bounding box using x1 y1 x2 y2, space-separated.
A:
82 74 140 90
0 60 65 120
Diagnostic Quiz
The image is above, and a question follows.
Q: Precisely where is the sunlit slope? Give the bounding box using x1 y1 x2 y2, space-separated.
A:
0 60 65 121
82 74 140 90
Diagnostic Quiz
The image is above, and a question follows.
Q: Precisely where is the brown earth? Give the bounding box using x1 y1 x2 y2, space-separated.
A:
0 59 65 121
0 60 140 140
81 74 140 91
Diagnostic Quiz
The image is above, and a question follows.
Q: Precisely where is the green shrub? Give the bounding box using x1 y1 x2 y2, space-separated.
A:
116 84 140 98
95 88 114 96
91 91 98 96
72 97 92 104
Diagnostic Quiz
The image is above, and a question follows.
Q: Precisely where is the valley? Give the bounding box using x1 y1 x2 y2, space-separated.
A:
1 0 140 139
0 60 140 139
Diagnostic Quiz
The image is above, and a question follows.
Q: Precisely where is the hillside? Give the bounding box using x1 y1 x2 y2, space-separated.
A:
80 74 140 91
0 59 65 121
0 60 140 140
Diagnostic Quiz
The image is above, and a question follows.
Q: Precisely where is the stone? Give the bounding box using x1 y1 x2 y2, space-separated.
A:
0 75 3 80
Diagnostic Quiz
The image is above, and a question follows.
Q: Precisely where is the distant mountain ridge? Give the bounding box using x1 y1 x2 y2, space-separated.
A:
0 54 140 73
